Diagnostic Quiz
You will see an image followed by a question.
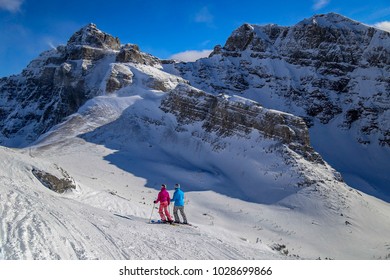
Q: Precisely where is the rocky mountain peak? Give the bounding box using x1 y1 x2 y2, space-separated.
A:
298 13 363 29
223 23 255 52
218 12 389 57
67 23 121 50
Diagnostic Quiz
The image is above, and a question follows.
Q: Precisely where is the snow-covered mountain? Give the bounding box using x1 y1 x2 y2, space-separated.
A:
0 23 165 147
1 14 390 260
165 13 390 200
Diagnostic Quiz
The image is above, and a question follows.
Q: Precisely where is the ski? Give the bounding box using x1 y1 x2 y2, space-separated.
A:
149 220 196 227
150 220 178 226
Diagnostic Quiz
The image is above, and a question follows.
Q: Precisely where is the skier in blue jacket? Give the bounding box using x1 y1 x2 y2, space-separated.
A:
172 183 188 224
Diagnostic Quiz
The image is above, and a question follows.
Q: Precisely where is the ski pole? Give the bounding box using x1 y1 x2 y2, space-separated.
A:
149 203 155 223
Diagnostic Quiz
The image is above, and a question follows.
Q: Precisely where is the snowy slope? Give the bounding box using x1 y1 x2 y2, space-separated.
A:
1 60 390 260
1 100 390 260
0 146 285 260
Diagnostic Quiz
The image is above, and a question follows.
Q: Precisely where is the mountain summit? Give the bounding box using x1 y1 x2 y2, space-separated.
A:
67 23 121 50
213 13 390 67
298 12 371 30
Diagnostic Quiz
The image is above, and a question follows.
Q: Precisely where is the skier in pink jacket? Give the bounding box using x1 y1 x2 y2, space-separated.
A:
154 184 173 223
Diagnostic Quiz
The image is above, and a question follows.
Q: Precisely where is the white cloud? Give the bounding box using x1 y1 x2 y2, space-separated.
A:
170 49 213 62
313 0 330 11
374 21 390 32
195 7 214 24
44 37 58 50
0 0 24 12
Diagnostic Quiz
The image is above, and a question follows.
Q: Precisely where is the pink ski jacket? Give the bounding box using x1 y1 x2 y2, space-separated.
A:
155 188 170 204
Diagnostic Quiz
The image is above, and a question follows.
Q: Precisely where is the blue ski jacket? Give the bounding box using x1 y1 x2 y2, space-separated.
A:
172 189 185 206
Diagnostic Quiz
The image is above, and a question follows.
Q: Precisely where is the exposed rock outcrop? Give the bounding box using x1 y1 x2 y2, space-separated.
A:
67 23 121 50
105 64 134 93
116 44 160 66
32 168 76 193
161 84 323 163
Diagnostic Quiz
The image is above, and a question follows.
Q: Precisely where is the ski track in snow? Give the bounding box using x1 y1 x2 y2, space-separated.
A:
1 142 390 260
0 169 279 260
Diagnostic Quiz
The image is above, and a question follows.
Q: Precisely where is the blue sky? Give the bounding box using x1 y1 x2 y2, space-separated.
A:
1 0 390 77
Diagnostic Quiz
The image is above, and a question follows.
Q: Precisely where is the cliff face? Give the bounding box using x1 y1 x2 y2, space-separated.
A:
161 84 322 163
221 13 390 68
